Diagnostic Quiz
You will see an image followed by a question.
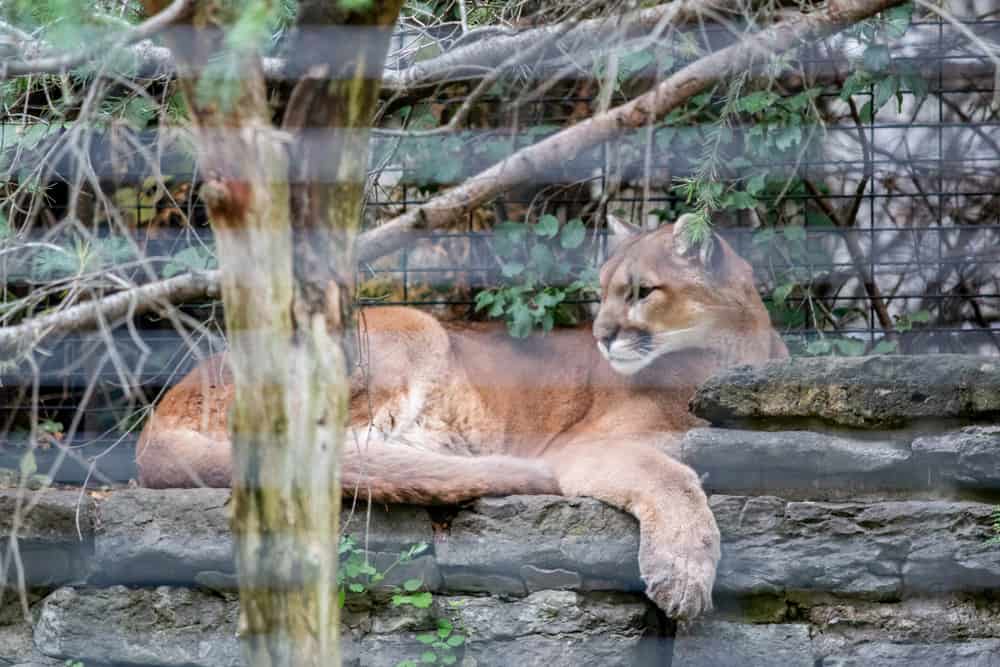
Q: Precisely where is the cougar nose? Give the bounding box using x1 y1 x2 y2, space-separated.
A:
597 328 618 350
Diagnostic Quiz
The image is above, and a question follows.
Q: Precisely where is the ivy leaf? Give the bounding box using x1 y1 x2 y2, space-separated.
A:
782 225 806 242
873 75 898 111
446 635 465 647
806 339 832 355
884 2 913 39
746 173 767 196
416 634 437 645
872 339 898 354
772 282 796 307
840 71 870 101
529 244 555 277
833 338 866 356
863 44 892 73
19 449 36 479
500 261 525 278
348 583 365 593
774 126 802 151
560 219 586 249
403 578 423 592
420 652 437 664
722 191 757 210
737 90 779 114
437 619 453 638
535 214 559 238
858 101 874 123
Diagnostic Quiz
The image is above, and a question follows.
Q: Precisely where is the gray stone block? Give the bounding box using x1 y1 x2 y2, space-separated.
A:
713 496 1000 598
34 586 240 667
436 495 640 583
673 620 813 667
92 488 233 585
0 490 93 586
819 640 1000 666
692 355 1000 429
912 426 1000 489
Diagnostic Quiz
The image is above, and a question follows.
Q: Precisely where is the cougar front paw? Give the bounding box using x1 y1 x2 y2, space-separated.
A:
639 529 720 619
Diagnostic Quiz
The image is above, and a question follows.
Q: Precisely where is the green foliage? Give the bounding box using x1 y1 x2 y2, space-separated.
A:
474 215 597 338
988 508 1000 546
163 245 218 278
338 536 467 666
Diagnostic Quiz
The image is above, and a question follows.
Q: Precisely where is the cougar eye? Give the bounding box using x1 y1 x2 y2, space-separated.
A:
637 285 655 300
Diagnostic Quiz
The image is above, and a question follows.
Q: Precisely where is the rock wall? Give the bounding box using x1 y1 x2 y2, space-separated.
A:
2 355 999 666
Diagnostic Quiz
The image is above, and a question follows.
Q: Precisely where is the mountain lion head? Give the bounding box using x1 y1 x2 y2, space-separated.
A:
593 213 775 375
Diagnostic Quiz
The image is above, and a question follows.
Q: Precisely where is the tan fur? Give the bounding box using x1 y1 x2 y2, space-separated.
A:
136 221 785 619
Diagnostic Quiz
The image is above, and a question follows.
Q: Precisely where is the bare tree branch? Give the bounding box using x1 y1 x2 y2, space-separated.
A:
0 0 910 348
0 0 192 78
0 270 219 357
357 0 911 262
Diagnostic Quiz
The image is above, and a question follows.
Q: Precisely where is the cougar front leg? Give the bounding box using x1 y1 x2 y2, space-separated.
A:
546 438 720 619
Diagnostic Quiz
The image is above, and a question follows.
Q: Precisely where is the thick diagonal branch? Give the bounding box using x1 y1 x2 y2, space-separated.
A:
357 0 909 262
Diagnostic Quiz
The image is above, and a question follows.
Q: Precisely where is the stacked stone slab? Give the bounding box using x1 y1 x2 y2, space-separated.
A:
1 355 998 666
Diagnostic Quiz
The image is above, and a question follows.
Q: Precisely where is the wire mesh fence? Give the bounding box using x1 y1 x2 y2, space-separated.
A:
0 11 998 482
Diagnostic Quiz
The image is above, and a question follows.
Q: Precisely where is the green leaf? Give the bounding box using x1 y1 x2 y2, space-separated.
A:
446 635 465 647
348 583 365 594
163 245 217 278
416 634 437 645
560 219 586 249
805 211 835 227
909 309 931 323
863 44 892 73
872 339 898 354
722 191 757 210
774 126 801 151
19 449 36 479
884 2 913 39
528 244 555 276
833 338 866 356
806 339 832 355
772 283 796 307
421 652 437 664
437 619 453 638
746 173 767 196
873 75 898 111
535 214 559 238
737 90 779 114
410 591 433 609
782 225 806 242
840 71 870 101
501 261 525 278
858 101 874 123
403 578 423 592
441 655 457 665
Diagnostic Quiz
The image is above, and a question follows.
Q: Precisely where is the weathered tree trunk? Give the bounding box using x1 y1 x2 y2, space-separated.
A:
142 1 402 664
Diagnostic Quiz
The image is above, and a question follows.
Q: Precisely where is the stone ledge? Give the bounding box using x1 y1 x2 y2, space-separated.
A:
33 586 660 667
692 355 1000 429
683 426 1000 497
0 490 93 586
5 490 999 600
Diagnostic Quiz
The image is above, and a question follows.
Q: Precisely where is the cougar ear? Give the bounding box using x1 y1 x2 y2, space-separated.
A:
607 213 642 238
605 213 642 253
672 213 724 275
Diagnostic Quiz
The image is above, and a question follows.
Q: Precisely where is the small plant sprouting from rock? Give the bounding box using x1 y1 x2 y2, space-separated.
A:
339 536 468 666
987 507 1000 546
338 535 430 606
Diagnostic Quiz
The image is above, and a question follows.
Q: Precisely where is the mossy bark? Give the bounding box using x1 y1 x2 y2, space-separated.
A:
144 1 402 664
